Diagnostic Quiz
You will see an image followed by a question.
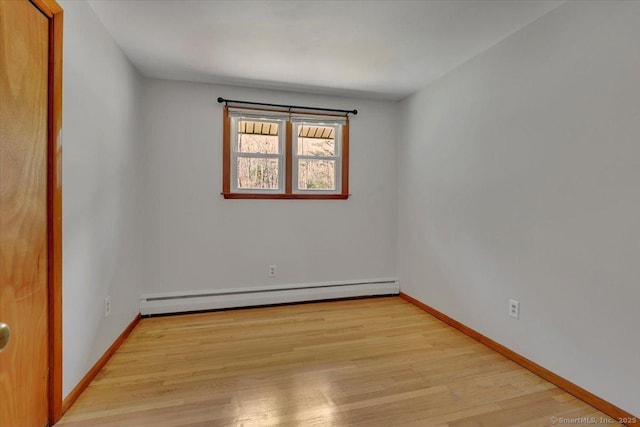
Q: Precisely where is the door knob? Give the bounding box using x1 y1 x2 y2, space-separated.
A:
0 323 10 351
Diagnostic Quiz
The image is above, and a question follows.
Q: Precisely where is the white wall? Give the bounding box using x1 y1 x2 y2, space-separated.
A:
397 0 640 415
140 80 398 295
60 0 143 398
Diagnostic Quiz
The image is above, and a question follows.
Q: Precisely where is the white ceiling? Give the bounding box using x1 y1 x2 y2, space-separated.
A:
88 0 564 100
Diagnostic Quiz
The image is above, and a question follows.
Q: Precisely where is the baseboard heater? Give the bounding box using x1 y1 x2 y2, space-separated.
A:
140 278 399 315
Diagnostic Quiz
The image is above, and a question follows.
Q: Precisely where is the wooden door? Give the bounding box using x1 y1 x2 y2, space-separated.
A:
0 0 59 425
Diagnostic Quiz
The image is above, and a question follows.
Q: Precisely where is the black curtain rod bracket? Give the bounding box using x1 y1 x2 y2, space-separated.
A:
217 97 357 116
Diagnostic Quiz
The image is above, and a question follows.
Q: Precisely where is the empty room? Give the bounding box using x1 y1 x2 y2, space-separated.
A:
1 0 638 426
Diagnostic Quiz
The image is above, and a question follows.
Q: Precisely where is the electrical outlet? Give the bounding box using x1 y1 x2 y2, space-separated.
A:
268 264 277 277
509 299 520 319
104 296 111 318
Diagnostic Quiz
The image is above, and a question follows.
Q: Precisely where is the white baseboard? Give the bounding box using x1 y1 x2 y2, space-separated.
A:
139 278 399 315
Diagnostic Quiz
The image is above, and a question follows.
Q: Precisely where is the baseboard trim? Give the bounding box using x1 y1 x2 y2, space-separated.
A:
61 313 141 415
398 292 638 426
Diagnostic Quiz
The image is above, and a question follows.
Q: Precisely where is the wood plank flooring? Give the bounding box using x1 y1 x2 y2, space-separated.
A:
57 297 619 426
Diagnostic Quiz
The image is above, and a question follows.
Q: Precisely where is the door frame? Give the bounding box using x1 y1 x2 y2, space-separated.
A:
28 0 63 423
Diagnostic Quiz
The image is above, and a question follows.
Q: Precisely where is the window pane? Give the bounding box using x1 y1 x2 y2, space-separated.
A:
297 125 335 156
237 121 280 154
237 157 279 189
297 159 336 190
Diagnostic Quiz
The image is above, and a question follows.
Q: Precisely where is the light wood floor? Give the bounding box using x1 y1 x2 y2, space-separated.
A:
57 297 618 426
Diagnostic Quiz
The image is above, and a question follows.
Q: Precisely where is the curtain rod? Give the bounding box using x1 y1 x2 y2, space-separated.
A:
217 97 357 116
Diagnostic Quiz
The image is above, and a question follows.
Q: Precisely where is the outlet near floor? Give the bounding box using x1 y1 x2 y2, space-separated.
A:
104 296 111 318
509 299 520 319
268 265 277 277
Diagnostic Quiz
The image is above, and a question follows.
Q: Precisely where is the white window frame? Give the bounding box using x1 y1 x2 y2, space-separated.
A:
292 122 342 195
230 116 286 194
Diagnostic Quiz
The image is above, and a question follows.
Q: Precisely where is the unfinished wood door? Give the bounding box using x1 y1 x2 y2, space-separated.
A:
0 1 51 425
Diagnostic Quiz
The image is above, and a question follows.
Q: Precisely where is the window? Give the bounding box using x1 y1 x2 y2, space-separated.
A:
231 118 285 193
294 123 341 192
222 107 349 199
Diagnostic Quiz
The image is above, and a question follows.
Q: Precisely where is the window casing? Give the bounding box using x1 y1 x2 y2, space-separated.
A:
222 106 349 199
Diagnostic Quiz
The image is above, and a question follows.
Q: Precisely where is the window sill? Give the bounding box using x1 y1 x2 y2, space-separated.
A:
221 193 349 200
